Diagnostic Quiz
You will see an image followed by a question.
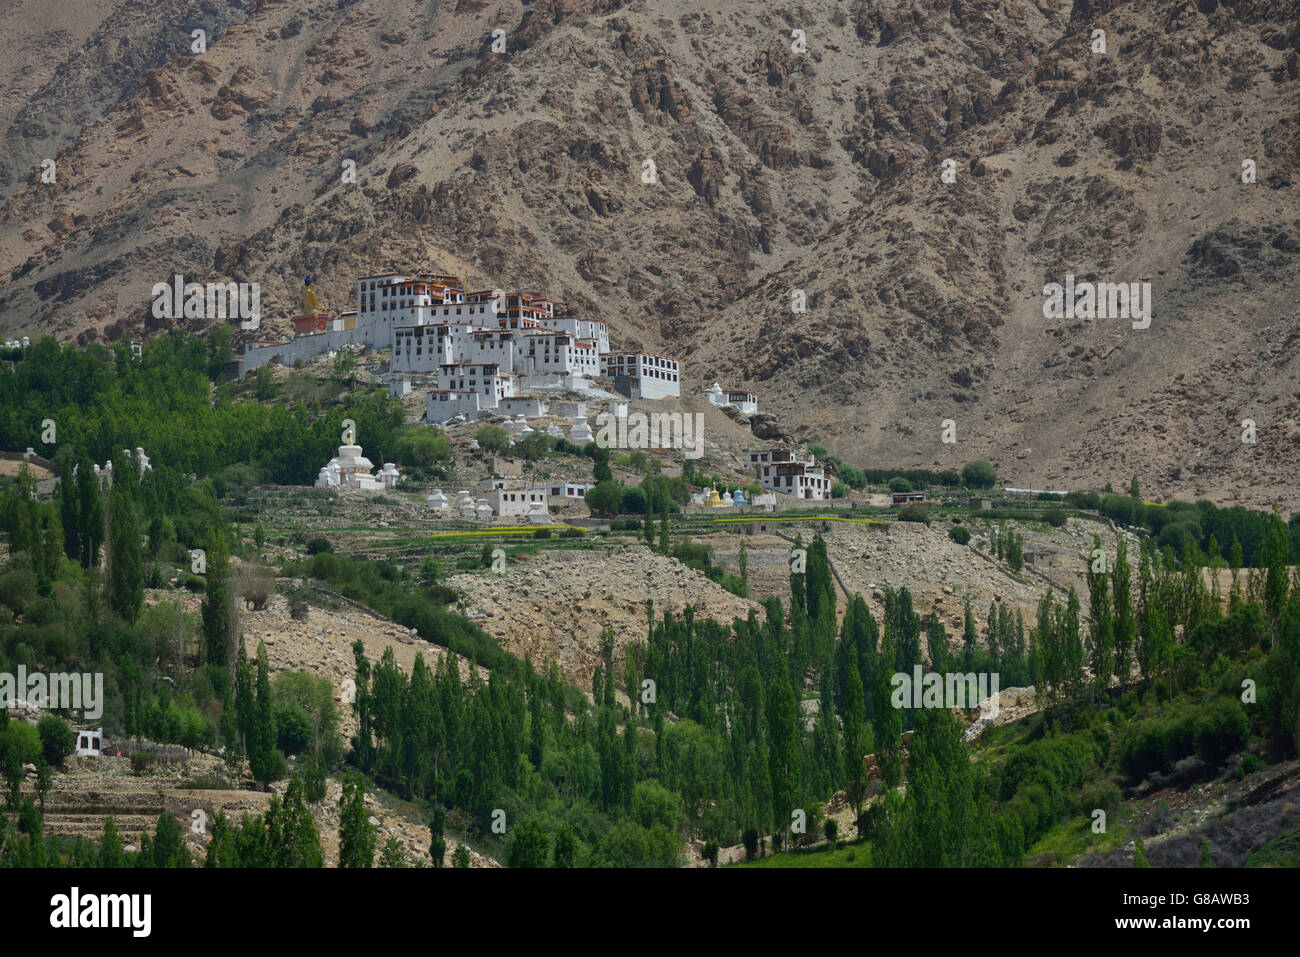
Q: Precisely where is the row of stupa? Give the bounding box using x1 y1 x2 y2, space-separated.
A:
502 413 592 444
691 486 748 507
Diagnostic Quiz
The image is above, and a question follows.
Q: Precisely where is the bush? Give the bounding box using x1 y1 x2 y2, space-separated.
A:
1236 753 1265 778
831 482 848 499
532 528 552 539
948 526 971 545
898 506 931 525
584 481 623 517
1043 508 1067 528
1194 698 1250 766
474 425 510 453
183 575 206 592
961 460 997 489
0 569 37 615
560 528 583 539
0 723 42 764
37 714 76 765
620 486 647 515
274 700 314 756
888 477 912 493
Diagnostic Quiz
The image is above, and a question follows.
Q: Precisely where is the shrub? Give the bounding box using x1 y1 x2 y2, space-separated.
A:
898 506 931 525
1236 753 1265 778
560 528 583 539
0 723 42 764
183 575 206 592
532 528 552 539
1044 508 1067 528
274 700 314 756
584 481 623 517
474 425 510 453
37 714 76 765
888 477 912 493
831 482 848 499
0 569 37 615
961 460 997 489
1194 698 1250 766
305 537 333 555
948 526 971 545
620 486 647 515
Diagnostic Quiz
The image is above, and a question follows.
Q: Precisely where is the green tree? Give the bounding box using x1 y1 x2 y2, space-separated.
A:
428 810 448 868
202 528 232 667
338 775 376 868
249 641 281 787
452 843 471 868
961 460 997 489
842 659 869 821
873 625 903 789
107 481 144 622
150 813 192 868
508 817 550 868
99 815 127 868
1112 538 1134 682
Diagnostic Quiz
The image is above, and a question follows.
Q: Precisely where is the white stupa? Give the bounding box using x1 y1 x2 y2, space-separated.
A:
469 439 480 451
570 416 594 444
474 500 493 521
316 442 393 492
546 424 565 439
426 489 450 512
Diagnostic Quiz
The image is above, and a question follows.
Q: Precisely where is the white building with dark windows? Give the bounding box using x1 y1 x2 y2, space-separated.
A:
701 382 758 415
748 448 830 501
600 352 681 400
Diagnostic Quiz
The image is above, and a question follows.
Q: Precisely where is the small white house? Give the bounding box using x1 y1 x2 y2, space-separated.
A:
76 729 103 757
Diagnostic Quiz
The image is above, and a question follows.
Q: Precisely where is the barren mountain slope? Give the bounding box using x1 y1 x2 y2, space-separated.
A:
1 0 1296 503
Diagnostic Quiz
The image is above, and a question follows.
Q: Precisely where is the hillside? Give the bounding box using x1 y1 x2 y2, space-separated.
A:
0 0 1296 505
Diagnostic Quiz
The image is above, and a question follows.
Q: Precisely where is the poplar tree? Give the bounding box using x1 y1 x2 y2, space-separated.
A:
75 455 103 567
1086 533 1113 686
1112 538 1134 682
873 626 903 788
962 599 978 670
338 775 376 868
766 668 799 845
841 659 868 821
202 528 231 667
249 641 279 786
107 481 143 623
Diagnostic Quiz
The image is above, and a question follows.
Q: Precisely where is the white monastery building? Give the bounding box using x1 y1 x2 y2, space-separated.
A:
238 269 679 426
699 382 758 415
600 352 681 400
748 448 830 501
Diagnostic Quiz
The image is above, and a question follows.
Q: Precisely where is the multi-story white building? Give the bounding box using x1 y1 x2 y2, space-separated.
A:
748 448 830 501
539 315 609 354
600 351 681 400
522 331 600 378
